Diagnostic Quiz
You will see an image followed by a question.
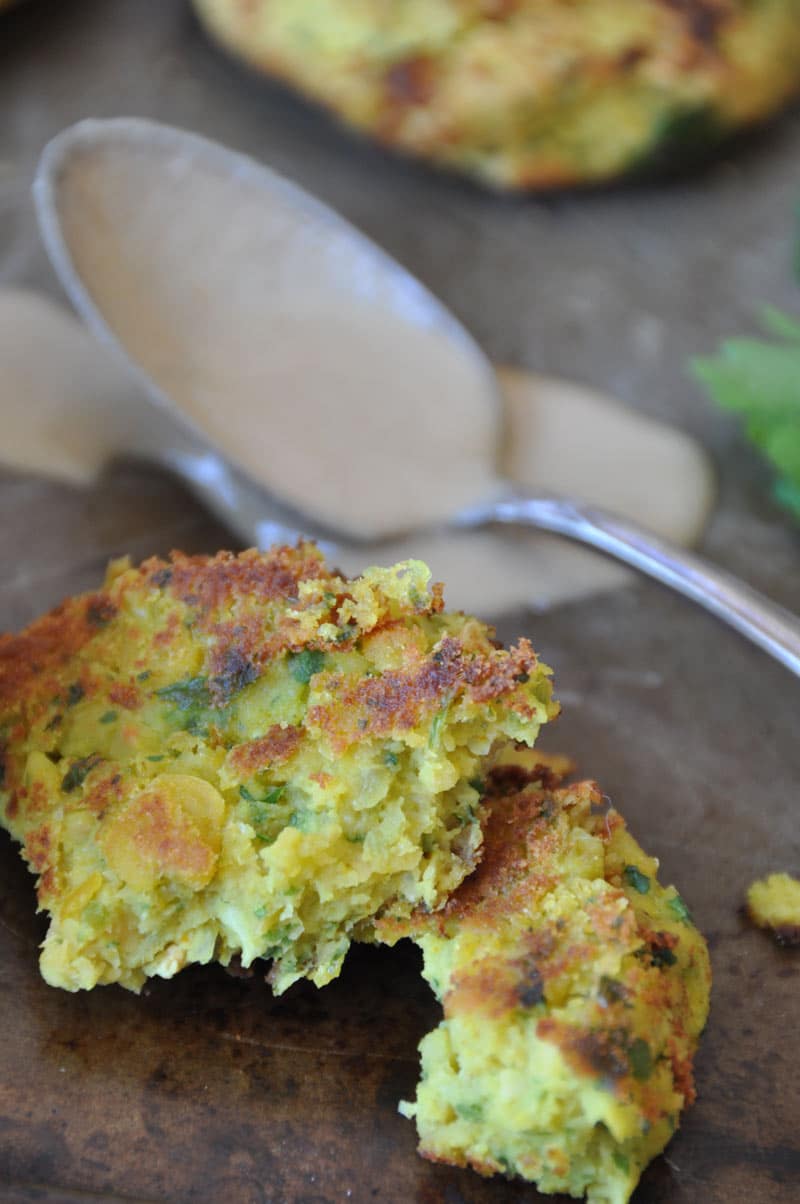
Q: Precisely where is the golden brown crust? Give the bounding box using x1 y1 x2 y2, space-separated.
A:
228 724 303 775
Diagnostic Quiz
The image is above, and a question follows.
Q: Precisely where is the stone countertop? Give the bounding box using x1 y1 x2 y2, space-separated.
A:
0 2 798 1202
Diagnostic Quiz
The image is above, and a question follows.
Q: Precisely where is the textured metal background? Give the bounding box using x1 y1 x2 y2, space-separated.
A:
0 2 798 1201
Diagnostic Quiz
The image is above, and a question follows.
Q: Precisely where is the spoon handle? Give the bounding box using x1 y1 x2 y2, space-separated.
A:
460 490 800 678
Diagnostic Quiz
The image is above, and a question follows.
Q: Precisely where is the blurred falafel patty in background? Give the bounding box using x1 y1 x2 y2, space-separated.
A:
192 0 800 189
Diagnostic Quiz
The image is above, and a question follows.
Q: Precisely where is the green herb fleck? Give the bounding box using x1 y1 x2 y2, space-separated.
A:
147 754 165 762
155 675 210 710
428 700 450 748
455 1102 484 1123
66 683 84 707
649 944 678 969
383 750 399 767
457 804 477 828
627 1038 653 1081
612 1150 630 1174
494 1155 515 1177
137 671 151 682
288 649 326 683
668 894 693 924
623 865 651 895
61 754 102 793
184 716 209 737
240 784 285 806
99 711 118 725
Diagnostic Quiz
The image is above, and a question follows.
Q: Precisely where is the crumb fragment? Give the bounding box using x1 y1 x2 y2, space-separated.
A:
746 873 800 947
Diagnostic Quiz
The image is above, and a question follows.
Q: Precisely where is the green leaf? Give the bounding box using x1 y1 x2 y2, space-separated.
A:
99 710 118 725
692 305 800 524
288 650 326 684
623 865 651 895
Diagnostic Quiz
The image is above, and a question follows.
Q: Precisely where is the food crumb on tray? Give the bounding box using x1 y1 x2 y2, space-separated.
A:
745 872 800 947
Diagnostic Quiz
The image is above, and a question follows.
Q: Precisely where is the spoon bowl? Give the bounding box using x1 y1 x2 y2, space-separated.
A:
34 117 503 543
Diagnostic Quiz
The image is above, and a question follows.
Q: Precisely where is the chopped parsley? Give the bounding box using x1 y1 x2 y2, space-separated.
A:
99 710 118 725
623 865 651 895
612 1151 630 1174
240 784 285 806
455 1102 484 1123
627 1038 653 1081
649 944 678 969
667 894 693 924
428 699 450 748
155 675 211 710
61 754 102 793
288 649 326 684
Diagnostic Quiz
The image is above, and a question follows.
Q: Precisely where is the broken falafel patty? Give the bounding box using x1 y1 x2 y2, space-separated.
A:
379 749 711 1204
0 545 556 993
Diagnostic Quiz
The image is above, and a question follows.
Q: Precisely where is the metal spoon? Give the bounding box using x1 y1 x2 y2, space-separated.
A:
34 118 800 678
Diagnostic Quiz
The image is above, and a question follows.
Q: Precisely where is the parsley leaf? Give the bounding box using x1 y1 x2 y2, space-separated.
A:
693 306 800 522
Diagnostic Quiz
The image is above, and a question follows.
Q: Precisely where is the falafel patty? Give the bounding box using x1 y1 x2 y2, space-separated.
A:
0 545 556 993
192 0 800 189
379 747 711 1203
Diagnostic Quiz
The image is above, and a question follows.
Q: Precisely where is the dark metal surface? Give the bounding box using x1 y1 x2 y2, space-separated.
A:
0 2 799 1202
